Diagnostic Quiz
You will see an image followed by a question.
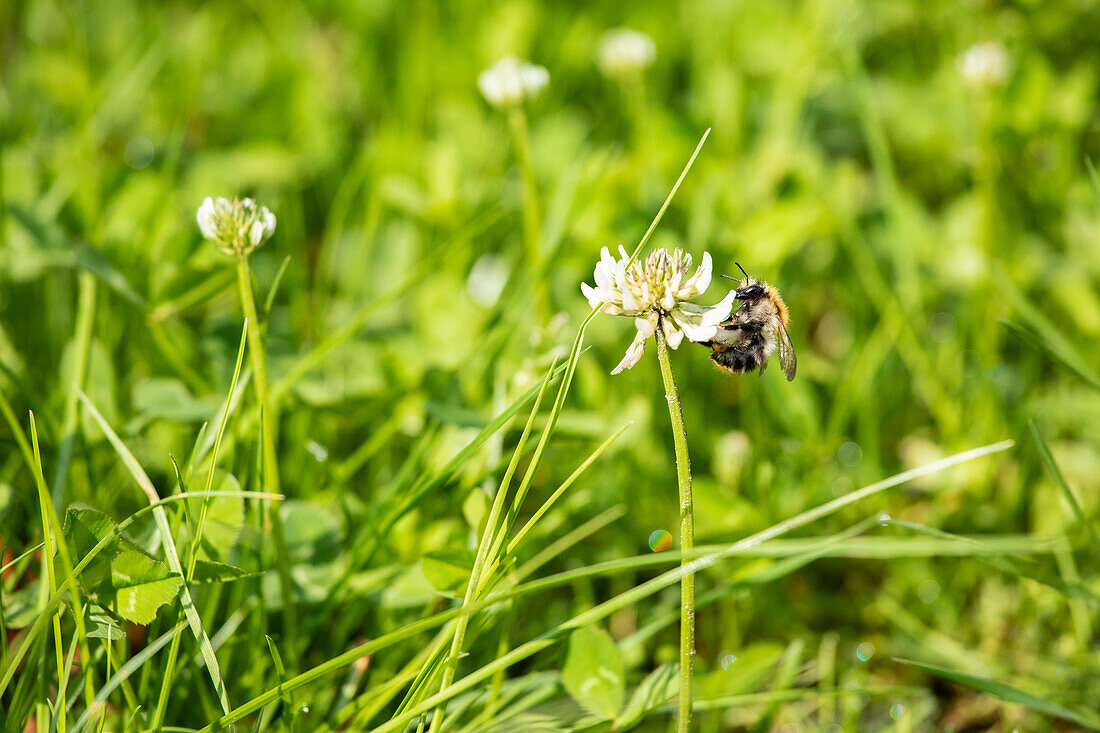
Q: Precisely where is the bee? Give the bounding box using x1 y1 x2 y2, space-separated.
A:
700 263 797 381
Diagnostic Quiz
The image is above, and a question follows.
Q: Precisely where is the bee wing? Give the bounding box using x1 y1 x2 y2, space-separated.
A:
777 322 797 381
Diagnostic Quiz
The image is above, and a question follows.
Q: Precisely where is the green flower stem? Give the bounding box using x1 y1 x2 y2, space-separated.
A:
506 105 545 321
654 323 694 732
235 256 299 668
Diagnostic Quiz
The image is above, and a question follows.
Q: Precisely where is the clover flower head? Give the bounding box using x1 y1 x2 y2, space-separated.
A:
597 28 656 78
957 41 1010 88
196 196 276 256
581 246 736 374
478 56 549 109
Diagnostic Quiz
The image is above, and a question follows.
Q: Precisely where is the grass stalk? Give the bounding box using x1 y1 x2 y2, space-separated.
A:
506 105 544 320
235 255 298 668
653 324 695 732
51 270 96 507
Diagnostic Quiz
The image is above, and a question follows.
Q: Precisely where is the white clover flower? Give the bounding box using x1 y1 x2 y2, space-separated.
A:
581 246 736 374
196 196 276 256
597 28 656 78
478 56 549 109
957 42 1010 88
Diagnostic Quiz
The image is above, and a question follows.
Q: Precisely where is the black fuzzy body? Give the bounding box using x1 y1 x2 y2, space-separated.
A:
708 329 768 374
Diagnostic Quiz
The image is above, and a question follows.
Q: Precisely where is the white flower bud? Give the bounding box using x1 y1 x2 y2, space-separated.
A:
597 28 656 78
958 42 1010 88
478 56 549 109
195 196 277 256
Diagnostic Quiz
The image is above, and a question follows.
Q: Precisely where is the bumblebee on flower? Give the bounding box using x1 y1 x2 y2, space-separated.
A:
581 246 736 374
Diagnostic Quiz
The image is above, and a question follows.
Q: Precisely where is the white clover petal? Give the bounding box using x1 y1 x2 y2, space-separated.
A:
196 197 218 240
247 220 262 247
670 306 718 343
580 282 600 308
262 209 276 238
611 329 648 374
703 290 737 325
679 251 712 298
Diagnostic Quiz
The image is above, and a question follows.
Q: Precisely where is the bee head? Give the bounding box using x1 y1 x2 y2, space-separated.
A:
721 262 766 301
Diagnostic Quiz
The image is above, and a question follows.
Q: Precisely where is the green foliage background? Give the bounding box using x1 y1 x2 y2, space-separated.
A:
2 0 1100 730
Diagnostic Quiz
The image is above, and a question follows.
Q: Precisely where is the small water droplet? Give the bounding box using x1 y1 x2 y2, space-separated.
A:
124 136 155 169
918 579 940 604
877 512 892 526
299 704 311 715
855 641 875 662
837 441 862 467
648 529 673 552
890 703 905 720
719 652 737 670
927 312 957 343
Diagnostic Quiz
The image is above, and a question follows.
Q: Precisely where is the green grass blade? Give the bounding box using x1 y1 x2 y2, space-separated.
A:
895 658 1100 730
77 391 233 715
1029 420 1100 551
68 622 189 733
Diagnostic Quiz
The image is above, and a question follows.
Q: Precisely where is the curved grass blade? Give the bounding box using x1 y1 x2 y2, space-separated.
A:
896 658 1100 730
1029 420 1100 551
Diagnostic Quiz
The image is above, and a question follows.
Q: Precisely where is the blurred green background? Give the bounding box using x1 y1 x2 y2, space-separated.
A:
3 0 1100 730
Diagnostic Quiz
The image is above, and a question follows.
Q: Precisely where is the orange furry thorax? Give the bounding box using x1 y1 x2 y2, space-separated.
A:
764 284 790 326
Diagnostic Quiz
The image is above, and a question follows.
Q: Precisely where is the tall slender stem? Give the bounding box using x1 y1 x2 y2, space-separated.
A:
653 323 694 731
506 105 545 321
235 256 298 667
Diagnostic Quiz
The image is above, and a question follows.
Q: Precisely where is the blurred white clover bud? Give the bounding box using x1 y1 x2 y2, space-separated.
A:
597 28 656 78
957 42 1010 88
582 246 735 374
477 56 549 109
196 196 276 256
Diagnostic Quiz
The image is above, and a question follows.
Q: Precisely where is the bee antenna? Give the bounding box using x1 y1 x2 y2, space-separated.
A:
735 262 750 279
720 274 739 281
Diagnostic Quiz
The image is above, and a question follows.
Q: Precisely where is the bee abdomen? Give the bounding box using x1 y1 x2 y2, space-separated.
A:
710 332 766 373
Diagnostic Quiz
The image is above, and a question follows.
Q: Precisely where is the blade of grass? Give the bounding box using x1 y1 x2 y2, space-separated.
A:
896 658 1100 730
886 519 1099 603
30 412 95 715
51 271 96 508
425 358 559 730
31 414 68 733
1029 420 1100 551
505 422 632 556
77 391 232 715
68 622 188 733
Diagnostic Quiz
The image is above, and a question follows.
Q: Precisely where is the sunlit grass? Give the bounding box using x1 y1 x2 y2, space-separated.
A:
3 1 1100 731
